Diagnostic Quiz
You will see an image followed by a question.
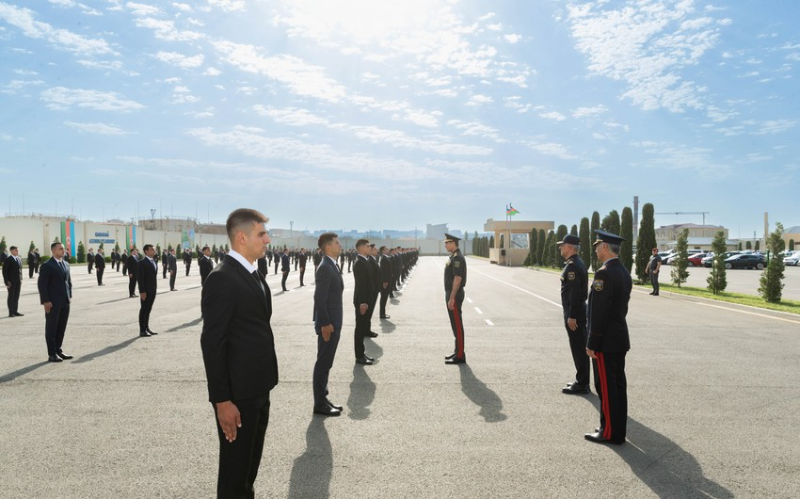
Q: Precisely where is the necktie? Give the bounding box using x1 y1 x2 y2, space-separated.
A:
252 270 266 296
59 260 66 273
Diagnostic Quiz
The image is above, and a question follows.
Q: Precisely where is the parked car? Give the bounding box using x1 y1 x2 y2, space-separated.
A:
659 251 676 265
703 251 741 267
784 251 800 266
687 253 709 266
724 254 766 270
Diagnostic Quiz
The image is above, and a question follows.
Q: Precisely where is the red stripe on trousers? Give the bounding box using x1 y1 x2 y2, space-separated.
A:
597 353 612 439
453 305 464 358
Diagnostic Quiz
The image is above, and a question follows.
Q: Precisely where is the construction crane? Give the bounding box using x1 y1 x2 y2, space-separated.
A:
655 212 711 225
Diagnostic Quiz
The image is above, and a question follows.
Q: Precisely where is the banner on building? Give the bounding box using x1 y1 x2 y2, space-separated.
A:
60 221 76 257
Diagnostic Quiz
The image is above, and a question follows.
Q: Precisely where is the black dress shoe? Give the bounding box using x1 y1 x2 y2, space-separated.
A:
380 315 390 319
147 330 158 335
139 331 152 337
56 351 74 360
445 353 455 360
326 399 343 411
355 356 374 365
129 295 137 298
14 313 24 317
584 431 624 445
445 356 466 365
562 383 590 394
364 355 374 362
48 355 62 363
313 405 341 416
366 331 378 338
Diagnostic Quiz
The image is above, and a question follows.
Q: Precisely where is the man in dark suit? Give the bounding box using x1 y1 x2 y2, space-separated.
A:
273 249 280 275
34 248 41 275
94 249 105 286
280 248 290 292
168 248 178 291
184 248 193 276
312 233 344 416
379 246 392 319
121 250 128 275
27 248 37 279
38 242 73 362
366 244 381 336
137 244 158 337
3 246 24 317
352 239 374 365
87 248 94 274
200 246 214 285
162 249 169 279
585 230 632 446
127 248 139 298
298 248 308 287
557 234 590 395
201 208 278 499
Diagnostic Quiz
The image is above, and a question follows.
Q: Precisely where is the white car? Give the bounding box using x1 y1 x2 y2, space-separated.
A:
784 251 800 266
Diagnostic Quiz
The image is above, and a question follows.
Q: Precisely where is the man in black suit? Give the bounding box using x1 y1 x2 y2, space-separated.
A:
3 246 24 317
27 248 37 279
366 244 381 336
273 249 280 275
94 249 105 286
379 246 392 319
38 242 73 362
585 230 632 446
201 208 278 499
162 249 169 279
280 248 290 292
352 239 374 365
312 233 344 416
87 248 94 274
184 248 193 276
127 248 139 298
200 246 214 285
168 248 178 291
137 244 158 337
34 248 41 275
298 248 308 287
121 250 129 275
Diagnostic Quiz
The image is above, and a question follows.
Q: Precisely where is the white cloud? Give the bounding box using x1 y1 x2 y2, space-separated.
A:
467 94 493 106
524 141 577 160
48 0 102 15
448 120 504 142
351 125 491 155
126 2 160 17
77 59 124 71
203 67 221 76
539 111 566 121
504 96 530 113
65 121 127 135
41 87 145 112
154 51 204 69
206 0 245 12
134 17 204 41
504 34 521 44
172 3 192 12
0 3 114 55
572 105 608 119
253 106 330 127
399 109 441 128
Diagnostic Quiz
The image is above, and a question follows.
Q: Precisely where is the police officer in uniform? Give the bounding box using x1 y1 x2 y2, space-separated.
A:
443 234 467 365
585 230 632 445
558 234 590 394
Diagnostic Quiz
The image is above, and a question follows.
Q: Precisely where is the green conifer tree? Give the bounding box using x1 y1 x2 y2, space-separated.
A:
707 231 728 295
620 207 634 272
536 229 546 265
671 229 690 287
789 239 795 251
759 223 785 303
554 225 568 267
544 231 556 267
570 224 578 236
590 211 600 271
601 210 621 235
635 203 657 284
579 217 591 266
77 241 86 263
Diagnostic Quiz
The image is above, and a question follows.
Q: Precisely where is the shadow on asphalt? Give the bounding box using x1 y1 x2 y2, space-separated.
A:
580 397 733 498
347 364 376 421
287 418 332 499
458 364 508 423
380 320 396 334
365 337 384 360
166 317 203 332
95 296 137 305
0 361 49 384
73 337 140 364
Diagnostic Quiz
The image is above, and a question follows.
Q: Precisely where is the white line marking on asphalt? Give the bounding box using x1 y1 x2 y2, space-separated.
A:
474 307 483 315
693 302 800 325
485 319 494 326
475 270 561 308
466 297 474 303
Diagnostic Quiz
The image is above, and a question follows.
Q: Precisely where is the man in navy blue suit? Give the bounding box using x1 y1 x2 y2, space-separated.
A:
312 232 344 416
37 242 73 362
280 247 290 292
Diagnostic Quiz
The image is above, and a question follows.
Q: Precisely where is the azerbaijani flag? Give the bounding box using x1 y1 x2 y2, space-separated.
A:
506 204 520 216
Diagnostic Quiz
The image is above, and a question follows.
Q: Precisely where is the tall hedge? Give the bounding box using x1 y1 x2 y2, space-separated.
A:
579 217 591 266
590 211 600 271
759 223 785 303
635 203 656 284
620 207 633 272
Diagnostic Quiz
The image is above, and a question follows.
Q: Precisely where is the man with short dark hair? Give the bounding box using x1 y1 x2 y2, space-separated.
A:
352 239 375 365
3 246 23 317
280 248 290 292
585 230 632 446
379 246 392 319
168 248 178 291
298 248 308 287
162 248 169 279
138 244 158 337
38 242 73 361
646 247 662 296
199 246 214 285
312 232 344 416
94 248 106 286
201 208 278 499
443 234 467 364
87 247 94 274
28 247 37 279
557 234 590 394
127 248 139 298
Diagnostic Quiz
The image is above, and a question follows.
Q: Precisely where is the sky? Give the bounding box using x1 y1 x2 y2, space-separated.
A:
1 0 798 238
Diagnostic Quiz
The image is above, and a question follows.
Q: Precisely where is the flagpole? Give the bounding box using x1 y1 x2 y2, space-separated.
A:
506 202 511 267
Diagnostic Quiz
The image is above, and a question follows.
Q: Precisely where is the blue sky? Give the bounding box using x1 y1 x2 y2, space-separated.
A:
1 0 798 238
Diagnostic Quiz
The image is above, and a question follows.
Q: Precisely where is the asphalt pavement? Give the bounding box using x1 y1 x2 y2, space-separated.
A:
1 257 799 498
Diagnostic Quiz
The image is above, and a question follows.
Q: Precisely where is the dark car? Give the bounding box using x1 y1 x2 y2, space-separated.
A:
703 251 741 267
724 254 766 270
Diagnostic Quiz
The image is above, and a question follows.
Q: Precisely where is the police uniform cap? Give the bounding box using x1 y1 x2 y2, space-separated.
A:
444 233 461 242
592 229 626 246
556 234 581 246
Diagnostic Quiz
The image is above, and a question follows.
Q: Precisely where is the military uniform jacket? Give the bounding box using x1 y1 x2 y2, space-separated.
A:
587 258 632 353
444 249 467 293
560 255 588 321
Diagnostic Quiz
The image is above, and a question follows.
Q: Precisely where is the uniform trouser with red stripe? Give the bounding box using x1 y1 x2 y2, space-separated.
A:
446 289 465 359
592 351 627 442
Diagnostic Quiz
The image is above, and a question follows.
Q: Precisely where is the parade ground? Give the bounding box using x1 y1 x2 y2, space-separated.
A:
1 256 799 498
